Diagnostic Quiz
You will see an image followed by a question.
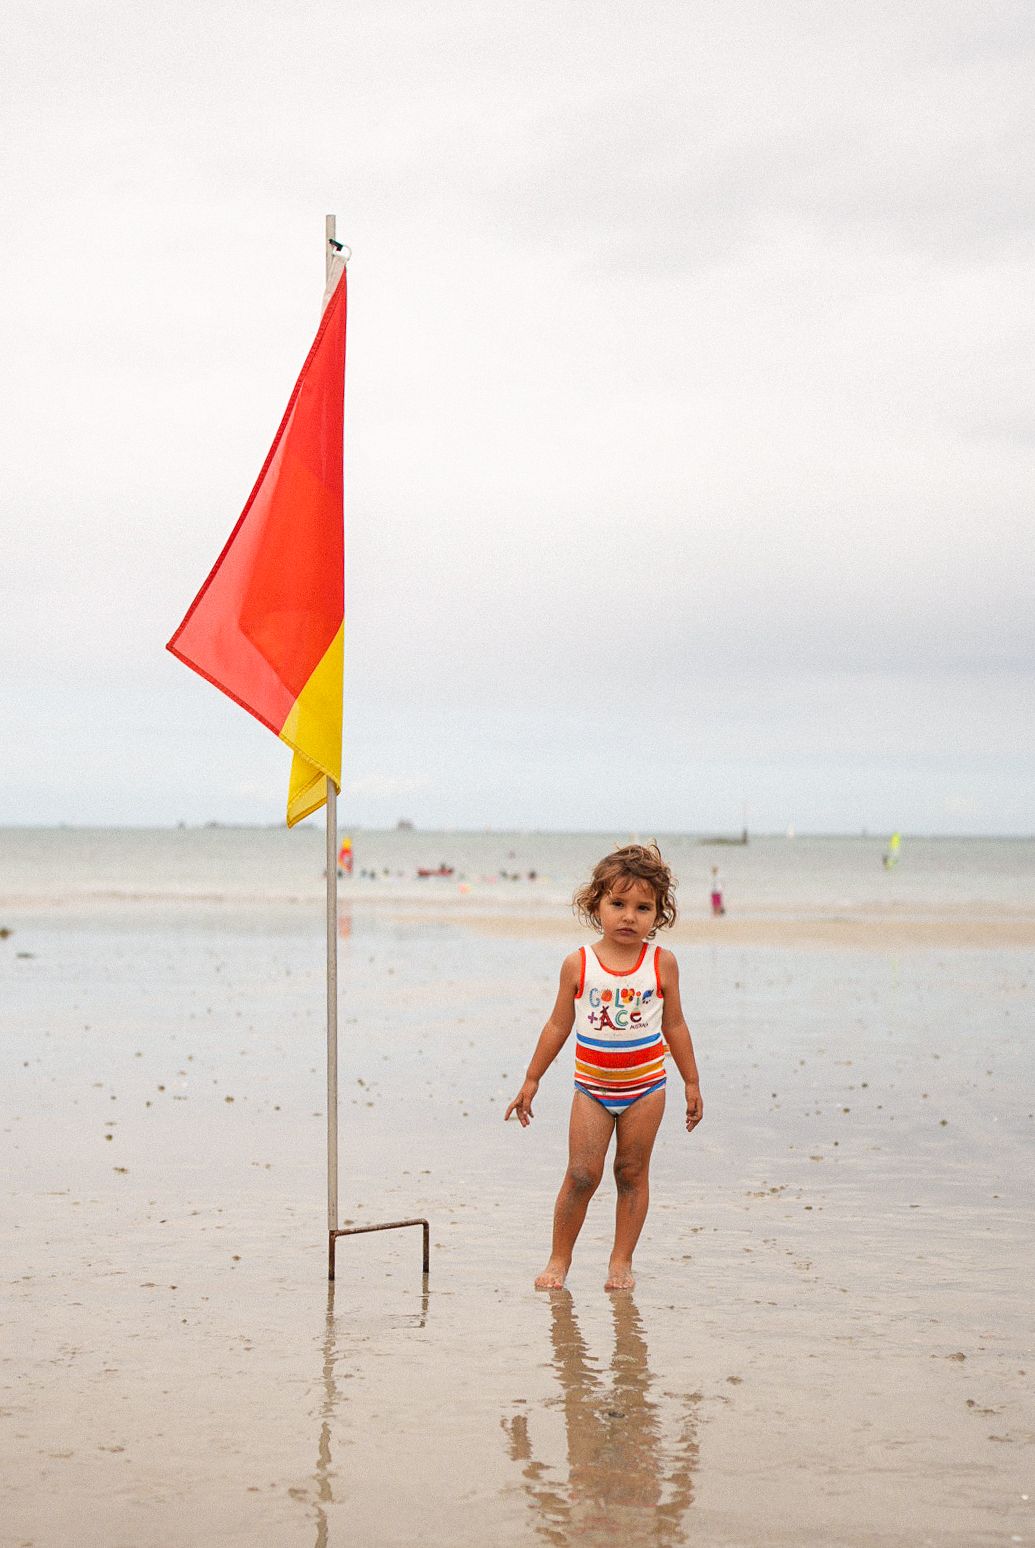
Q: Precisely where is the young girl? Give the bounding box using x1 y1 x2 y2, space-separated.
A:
505 845 703 1291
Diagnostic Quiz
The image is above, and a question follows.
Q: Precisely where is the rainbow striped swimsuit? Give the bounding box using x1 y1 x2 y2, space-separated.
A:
573 942 667 1117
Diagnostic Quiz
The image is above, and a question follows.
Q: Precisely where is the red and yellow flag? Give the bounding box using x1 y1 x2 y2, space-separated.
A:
168 261 347 826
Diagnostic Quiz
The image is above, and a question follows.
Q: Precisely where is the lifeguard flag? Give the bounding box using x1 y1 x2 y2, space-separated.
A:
168 259 347 826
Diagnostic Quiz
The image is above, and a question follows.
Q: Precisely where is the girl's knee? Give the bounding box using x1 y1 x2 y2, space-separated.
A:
613 1153 648 1193
567 1161 603 1195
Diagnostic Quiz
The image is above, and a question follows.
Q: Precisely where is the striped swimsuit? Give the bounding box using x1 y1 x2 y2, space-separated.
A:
573 942 667 1117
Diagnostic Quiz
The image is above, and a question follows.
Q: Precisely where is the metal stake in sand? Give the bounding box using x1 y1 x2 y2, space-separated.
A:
326 773 338 1239
324 768 428 1277
322 216 428 1282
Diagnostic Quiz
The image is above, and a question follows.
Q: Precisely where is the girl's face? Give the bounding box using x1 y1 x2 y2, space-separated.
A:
600 878 658 943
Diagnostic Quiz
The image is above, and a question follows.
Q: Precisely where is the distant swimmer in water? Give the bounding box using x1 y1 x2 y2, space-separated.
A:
709 865 726 916
505 845 703 1292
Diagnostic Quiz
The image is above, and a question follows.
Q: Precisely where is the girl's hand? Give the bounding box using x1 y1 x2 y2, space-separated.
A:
505 1078 539 1127
685 1083 703 1133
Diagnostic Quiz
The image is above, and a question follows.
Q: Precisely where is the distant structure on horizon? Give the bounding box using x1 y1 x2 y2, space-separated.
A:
700 824 748 847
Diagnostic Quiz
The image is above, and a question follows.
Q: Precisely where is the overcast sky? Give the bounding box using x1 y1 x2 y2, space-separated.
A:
2 0 1033 833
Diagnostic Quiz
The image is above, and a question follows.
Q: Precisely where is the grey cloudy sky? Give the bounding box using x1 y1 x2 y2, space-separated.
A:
2 0 1033 833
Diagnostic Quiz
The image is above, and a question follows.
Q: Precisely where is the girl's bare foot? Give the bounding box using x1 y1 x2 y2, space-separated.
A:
534 1258 569 1290
604 1261 635 1291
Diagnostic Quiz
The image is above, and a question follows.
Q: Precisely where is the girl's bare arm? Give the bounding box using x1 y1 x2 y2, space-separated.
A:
659 950 704 1132
504 951 581 1127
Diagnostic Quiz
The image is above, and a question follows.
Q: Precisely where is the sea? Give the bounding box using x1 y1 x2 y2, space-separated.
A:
1 826 1033 921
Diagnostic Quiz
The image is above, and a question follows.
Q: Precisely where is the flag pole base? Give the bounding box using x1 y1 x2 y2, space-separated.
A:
328 1218 430 1281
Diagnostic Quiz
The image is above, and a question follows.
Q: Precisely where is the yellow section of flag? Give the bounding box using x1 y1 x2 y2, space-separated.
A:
280 622 345 827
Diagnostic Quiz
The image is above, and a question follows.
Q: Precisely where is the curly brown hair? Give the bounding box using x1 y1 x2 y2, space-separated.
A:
572 843 678 937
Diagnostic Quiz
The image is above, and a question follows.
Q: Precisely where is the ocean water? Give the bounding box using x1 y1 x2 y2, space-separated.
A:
1 826 1034 918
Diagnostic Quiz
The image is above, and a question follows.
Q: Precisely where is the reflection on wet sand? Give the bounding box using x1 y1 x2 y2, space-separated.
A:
312 1281 429 1548
503 1292 699 1546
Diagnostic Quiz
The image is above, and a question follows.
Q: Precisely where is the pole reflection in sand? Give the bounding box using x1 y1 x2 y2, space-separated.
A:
312 1282 429 1548
502 1292 699 1546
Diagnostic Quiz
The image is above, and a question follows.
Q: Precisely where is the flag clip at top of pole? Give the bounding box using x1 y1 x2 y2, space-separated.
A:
167 248 348 827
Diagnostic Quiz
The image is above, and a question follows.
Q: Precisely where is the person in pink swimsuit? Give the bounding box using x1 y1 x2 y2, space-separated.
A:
506 844 703 1292
710 865 726 916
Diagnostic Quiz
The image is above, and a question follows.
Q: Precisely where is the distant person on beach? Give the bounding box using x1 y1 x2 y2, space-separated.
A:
505 845 703 1291
709 865 725 916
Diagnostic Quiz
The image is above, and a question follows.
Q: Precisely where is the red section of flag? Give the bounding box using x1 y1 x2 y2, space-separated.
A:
167 269 347 737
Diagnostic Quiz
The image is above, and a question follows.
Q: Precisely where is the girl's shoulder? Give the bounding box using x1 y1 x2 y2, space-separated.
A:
654 943 680 984
558 947 584 986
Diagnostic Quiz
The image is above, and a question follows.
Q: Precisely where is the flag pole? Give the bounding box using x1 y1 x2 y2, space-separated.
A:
325 216 340 1268
326 776 338 1243
322 215 429 1282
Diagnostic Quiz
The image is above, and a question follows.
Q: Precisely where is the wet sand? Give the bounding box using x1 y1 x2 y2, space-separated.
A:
411 901 1035 951
2 902 1033 1545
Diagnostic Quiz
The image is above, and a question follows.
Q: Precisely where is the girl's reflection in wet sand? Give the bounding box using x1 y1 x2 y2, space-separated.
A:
502 1291 699 1545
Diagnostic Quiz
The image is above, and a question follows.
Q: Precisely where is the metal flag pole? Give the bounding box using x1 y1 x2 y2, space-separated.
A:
326 777 339 1244
325 219 340 1259
322 215 428 1282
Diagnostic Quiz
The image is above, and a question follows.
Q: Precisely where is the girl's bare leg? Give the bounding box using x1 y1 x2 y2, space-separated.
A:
606 1086 666 1290
535 1092 615 1289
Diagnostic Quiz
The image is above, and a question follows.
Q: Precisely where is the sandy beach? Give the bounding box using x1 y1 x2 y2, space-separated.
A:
1 830 1033 1546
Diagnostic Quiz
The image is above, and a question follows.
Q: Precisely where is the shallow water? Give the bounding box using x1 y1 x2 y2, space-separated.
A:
2 899 1033 1545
